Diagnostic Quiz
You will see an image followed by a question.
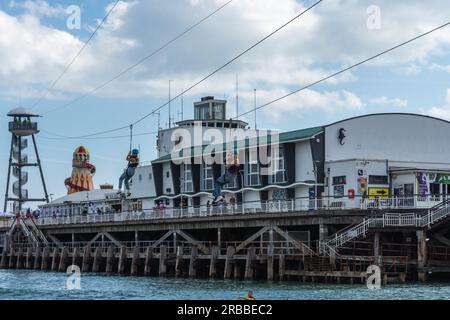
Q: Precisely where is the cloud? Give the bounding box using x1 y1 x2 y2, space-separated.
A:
428 89 450 120
370 96 408 108
429 63 450 73
255 88 364 123
0 0 449 106
9 0 66 18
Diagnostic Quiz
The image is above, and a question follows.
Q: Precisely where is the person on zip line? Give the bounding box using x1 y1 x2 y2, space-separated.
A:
118 148 140 197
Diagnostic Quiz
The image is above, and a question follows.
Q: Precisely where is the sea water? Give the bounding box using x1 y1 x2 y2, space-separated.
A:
0 270 449 300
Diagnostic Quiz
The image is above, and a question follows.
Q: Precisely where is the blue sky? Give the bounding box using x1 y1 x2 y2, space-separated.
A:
0 0 449 207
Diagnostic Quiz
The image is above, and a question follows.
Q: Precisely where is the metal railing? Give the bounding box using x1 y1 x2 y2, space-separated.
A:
0 195 446 229
320 199 450 257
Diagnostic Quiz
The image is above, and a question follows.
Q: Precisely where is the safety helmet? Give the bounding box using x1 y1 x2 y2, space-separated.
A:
132 149 139 155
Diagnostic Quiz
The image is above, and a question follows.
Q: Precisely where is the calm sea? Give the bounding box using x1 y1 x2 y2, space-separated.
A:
0 270 449 300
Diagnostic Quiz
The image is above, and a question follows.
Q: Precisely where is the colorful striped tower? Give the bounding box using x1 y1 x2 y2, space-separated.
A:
64 146 96 195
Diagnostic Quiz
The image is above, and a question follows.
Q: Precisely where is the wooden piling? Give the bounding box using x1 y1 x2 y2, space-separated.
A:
59 247 68 272
16 248 23 269
33 247 41 269
267 244 274 281
105 246 115 274
224 246 235 280
189 246 198 278
92 247 102 273
0 250 8 268
130 246 140 276
417 230 428 283
25 247 33 269
82 247 91 273
244 247 256 280
41 246 50 270
118 246 127 274
51 248 59 271
159 246 167 276
8 247 15 269
209 246 220 278
175 246 183 277
144 247 153 276
72 247 80 268
279 254 285 281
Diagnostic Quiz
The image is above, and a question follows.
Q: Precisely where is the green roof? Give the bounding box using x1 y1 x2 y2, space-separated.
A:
152 126 324 164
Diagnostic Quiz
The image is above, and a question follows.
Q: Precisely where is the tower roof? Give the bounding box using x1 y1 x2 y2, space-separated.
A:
7 107 39 117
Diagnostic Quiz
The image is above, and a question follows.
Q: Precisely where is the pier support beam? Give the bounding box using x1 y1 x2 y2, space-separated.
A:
144 247 153 276
175 246 183 277
319 223 328 241
25 247 33 269
0 249 8 269
118 246 127 274
33 247 41 270
267 244 274 281
72 248 80 268
417 230 428 283
224 246 235 280
82 247 91 273
92 247 102 273
189 246 198 278
209 246 220 278
106 246 115 274
51 248 59 271
244 246 256 280
59 247 68 272
131 247 140 276
16 248 23 269
373 232 382 267
41 246 50 270
159 246 167 276
279 254 285 280
8 247 15 269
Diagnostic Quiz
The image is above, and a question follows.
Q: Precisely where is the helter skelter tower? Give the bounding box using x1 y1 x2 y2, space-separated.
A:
4 108 49 213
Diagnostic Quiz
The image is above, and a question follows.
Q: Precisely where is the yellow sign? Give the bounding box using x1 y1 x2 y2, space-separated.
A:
369 188 389 199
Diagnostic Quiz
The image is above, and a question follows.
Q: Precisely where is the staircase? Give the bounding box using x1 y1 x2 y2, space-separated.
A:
8 217 48 246
321 199 450 257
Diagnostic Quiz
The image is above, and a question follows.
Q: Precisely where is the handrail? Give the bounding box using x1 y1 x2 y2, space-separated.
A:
321 199 450 257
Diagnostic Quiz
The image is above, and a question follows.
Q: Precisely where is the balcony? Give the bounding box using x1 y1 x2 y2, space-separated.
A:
9 122 39 136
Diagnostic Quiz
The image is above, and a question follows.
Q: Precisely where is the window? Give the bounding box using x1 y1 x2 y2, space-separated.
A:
333 176 346 185
166 171 170 178
181 164 193 193
202 164 214 191
270 146 286 184
430 183 440 196
369 175 388 185
247 148 260 186
148 173 152 180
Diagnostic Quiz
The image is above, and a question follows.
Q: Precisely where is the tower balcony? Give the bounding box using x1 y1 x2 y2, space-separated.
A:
9 122 39 136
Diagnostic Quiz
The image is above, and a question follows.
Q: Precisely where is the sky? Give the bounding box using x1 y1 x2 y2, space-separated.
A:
0 0 449 207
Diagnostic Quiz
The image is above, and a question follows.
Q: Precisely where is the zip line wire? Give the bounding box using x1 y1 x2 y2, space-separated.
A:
31 0 121 110
235 22 450 119
41 0 235 116
44 0 324 140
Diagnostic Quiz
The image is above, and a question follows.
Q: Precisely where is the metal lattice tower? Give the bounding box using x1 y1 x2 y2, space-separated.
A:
4 108 49 213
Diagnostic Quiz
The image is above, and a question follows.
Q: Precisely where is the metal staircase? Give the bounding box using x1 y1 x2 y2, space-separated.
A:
321 199 450 257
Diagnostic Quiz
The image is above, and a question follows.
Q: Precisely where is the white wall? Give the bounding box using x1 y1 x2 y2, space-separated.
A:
130 165 156 199
295 141 314 182
325 160 388 197
162 162 174 195
325 114 450 167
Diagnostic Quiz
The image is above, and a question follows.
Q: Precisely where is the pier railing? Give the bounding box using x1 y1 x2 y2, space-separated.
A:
320 199 450 257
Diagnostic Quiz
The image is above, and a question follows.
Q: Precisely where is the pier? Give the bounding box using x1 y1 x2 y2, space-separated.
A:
1 197 450 284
